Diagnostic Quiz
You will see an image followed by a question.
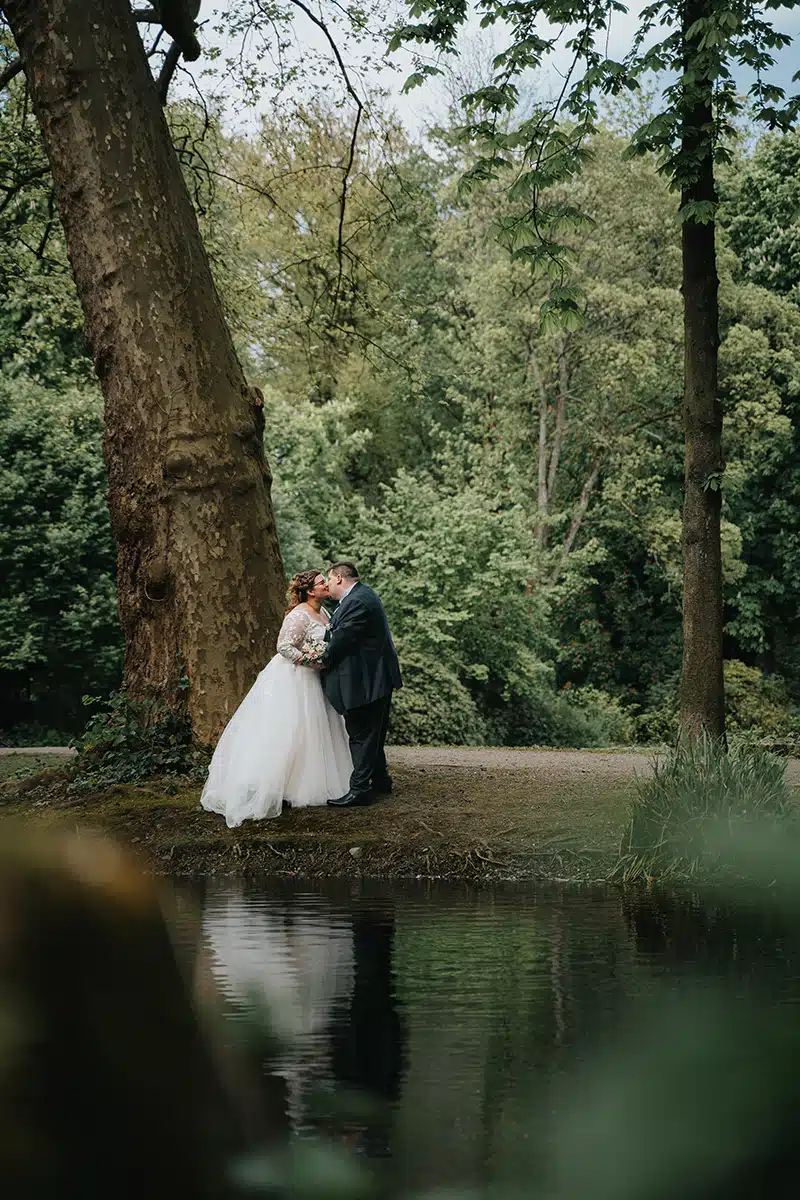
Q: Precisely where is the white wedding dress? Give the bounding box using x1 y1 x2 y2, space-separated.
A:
200 608 352 827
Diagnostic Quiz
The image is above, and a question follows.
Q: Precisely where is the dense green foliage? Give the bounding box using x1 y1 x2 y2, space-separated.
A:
1 42 119 741
392 0 800 321
0 376 121 736
249 109 800 745
723 127 800 302
2 63 800 746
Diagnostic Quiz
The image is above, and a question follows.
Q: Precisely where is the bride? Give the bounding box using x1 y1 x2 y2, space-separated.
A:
201 570 353 827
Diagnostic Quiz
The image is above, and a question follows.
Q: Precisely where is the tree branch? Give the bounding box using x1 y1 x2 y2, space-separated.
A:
133 7 159 20
35 191 58 260
0 164 51 216
156 39 181 104
280 0 363 313
148 28 165 57
0 57 23 90
550 456 602 585
160 0 202 61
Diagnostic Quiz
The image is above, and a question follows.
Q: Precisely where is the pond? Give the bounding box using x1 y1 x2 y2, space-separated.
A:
178 878 800 1196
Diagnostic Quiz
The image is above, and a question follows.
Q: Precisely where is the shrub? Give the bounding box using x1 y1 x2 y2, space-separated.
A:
635 670 680 744
71 686 209 792
636 661 798 744
615 735 794 884
349 456 567 746
561 685 635 746
0 722 69 748
388 651 488 745
486 679 634 748
724 660 795 736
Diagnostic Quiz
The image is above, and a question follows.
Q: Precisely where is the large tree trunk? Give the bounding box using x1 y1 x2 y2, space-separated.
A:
678 0 725 740
2 0 285 743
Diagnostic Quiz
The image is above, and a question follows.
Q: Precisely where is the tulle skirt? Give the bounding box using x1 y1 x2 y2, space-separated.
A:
201 654 352 828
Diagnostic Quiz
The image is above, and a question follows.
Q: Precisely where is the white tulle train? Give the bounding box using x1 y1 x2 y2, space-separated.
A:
201 654 352 828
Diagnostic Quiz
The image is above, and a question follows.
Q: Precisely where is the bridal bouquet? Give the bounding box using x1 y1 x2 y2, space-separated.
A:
300 640 326 667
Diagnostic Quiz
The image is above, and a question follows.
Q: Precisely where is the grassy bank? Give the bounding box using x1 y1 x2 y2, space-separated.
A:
0 748 642 882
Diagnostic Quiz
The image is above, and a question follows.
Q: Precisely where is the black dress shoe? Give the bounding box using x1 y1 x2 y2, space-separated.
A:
372 775 393 795
327 790 375 808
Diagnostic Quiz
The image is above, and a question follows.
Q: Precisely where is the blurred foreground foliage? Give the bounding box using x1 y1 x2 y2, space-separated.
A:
4 817 800 1197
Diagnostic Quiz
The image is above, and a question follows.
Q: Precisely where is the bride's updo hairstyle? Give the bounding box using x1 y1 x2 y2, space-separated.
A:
285 569 324 614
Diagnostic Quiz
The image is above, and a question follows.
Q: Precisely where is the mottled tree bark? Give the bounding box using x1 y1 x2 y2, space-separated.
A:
2 0 285 742
679 0 725 740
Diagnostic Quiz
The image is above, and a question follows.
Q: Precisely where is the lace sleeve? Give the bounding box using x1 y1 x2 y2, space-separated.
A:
276 609 324 667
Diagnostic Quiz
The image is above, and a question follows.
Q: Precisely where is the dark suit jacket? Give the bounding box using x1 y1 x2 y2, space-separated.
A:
322 582 402 715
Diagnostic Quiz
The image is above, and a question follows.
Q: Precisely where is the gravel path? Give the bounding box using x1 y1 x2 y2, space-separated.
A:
0 747 77 756
398 745 800 787
389 746 655 781
4 744 800 785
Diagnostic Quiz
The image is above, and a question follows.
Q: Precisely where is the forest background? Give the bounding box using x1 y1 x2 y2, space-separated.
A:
2 8 800 751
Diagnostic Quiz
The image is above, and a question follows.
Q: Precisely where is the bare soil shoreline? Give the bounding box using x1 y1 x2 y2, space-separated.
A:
3 747 799 883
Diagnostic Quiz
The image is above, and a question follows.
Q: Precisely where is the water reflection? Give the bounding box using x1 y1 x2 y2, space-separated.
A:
328 905 404 1156
202 885 404 1157
8 826 800 1198
198 884 640 1189
622 886 800 993
195 880 800 1194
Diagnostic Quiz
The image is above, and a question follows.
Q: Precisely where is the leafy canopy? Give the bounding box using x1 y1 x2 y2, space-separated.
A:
391 1 800 319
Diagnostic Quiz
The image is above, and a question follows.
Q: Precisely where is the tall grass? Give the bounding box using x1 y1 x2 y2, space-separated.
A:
615 734 795 884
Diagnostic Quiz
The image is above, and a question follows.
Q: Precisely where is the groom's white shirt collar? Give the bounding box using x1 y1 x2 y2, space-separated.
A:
339 580 358 602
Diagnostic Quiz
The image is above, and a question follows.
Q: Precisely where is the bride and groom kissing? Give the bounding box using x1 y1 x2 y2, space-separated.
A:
201 562 403 828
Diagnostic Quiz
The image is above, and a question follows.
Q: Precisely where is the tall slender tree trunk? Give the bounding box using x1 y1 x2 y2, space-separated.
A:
529 341 567 552
2 0 286 743
679 0 725 740
536 389 549 549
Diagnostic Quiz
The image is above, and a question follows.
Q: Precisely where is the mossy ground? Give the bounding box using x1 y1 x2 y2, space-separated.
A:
0 748 648 882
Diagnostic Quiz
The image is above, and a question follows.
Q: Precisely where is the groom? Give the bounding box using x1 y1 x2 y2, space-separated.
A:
322 562 402 808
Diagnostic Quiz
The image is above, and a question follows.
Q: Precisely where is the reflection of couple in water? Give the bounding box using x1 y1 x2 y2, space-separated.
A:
202 885 405 1156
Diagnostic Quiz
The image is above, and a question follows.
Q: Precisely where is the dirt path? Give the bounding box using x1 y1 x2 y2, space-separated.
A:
3 747 799 883
0 744 645 768
6 743 799 778
0 747 77 755
391 745 654 777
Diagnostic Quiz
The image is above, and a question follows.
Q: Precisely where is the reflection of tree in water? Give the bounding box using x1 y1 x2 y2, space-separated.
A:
388 888 642 1193
327 904 405 1159
622 888 800 991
